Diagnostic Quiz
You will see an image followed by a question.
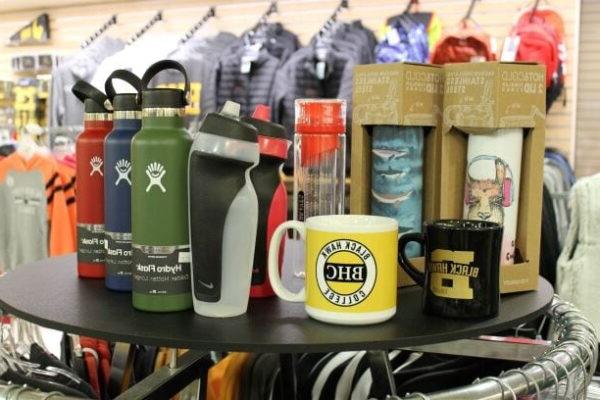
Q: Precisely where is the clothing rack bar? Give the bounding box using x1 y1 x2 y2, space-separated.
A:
0 383 83 399
180 7 216 44
530 0 542 21
252 1 278 31
115 350 212 400
127 11 163 45
317 0 349 37
404 296 598 399
81 14 117 49
462 0 480 22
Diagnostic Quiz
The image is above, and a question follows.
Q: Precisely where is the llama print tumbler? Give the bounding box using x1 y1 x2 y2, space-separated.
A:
463 128 523 265
371 126 424 258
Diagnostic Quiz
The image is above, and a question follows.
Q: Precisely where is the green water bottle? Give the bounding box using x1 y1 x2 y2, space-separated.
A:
131 60 193 312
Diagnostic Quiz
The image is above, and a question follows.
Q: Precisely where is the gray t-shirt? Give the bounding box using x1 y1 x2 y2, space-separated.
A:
0 170 47 272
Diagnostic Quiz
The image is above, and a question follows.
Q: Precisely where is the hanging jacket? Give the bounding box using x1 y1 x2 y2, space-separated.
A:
270 46 355 166
557 173 600 333
211 46 280 117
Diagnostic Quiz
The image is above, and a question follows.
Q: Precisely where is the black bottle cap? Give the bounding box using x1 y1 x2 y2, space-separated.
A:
199 101 258 143
105 70 142 112
241 117 286 140
140 60 189 109
141 88 188 109
112 94 140 111
72 81 110 113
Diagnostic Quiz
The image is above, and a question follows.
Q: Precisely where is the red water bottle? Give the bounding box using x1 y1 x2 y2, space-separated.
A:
72 81 113 278
242 105 290 298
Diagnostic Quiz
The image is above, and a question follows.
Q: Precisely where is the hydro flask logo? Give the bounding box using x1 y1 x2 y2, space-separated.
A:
90 156 103 176
115 159 131 186
317 240 377 307
145 162 166 193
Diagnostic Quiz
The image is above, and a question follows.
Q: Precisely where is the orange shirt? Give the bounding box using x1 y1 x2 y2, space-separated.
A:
0 152 75 256
57 161 77 249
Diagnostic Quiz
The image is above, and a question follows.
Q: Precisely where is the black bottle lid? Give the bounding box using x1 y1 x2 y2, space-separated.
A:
199 101 258 143
241 106 286 140
72 81 110 113
140 60 189 109
105 69 142 112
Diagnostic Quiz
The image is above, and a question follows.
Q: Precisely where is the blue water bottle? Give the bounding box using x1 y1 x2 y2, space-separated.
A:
103 70 142 291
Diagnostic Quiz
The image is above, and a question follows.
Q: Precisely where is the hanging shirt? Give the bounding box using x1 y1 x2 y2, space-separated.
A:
91 34 179 93
0 153 74 272
49 37 124 128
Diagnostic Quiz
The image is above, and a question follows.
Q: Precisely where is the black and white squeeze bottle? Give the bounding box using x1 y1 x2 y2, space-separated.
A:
188 101 260 317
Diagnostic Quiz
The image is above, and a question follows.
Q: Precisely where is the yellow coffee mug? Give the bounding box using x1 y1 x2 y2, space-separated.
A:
268 215 399 325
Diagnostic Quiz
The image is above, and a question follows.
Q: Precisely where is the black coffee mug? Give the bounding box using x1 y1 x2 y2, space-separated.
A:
398 220 503 318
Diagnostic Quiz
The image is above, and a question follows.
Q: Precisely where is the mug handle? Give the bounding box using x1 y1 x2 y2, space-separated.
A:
398 233 426 287
268 221 306 302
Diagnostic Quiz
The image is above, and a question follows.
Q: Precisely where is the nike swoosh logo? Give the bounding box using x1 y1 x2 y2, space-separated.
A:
199 280 214 289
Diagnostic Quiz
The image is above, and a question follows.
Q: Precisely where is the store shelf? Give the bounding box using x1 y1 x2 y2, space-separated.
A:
0 254 553 352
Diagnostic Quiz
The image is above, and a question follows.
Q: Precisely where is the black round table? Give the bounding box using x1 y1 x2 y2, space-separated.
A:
0 254 553 352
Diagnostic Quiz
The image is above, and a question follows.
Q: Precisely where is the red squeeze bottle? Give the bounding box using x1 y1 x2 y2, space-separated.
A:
242 105 290 297
72 81 113 278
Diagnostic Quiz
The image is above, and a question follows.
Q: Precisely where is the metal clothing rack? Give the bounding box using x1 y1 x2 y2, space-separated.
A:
127 11 163 45
317 0 349 38
180 7 216 44
403 296 598 399
80 15 117 49
0 383 82 399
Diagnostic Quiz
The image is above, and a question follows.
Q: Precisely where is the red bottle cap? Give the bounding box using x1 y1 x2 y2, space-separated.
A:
294 99 346 134
241 105 289 160
295 99 346 165
252 104 271 121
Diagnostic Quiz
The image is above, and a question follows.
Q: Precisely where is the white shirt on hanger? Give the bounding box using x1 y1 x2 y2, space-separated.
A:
91 33 179 92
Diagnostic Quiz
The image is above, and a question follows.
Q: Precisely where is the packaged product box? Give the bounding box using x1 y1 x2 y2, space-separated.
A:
350 63 444 287
441 61 546 293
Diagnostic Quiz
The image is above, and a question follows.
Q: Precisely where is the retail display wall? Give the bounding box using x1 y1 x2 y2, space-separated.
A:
0 0 577 161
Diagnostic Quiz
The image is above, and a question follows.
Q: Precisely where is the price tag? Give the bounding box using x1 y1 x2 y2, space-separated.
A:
501 36 520 62
316 61 326 80
387 28 401 45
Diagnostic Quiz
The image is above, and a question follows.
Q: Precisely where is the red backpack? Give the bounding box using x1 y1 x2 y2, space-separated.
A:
513 19 560 88
430 27 495 64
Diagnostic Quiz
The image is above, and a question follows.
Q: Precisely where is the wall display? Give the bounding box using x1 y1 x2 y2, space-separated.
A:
371 125 424 258
8 13 50 46
464 129 523 265
72 80 112 279
241 105 290 298
103 70 142 292
269 215 399 325
131 60 192 312
398 219 502 318
188 101 259 317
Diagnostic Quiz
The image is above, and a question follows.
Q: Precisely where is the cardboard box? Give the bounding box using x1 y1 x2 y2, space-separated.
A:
441 62 546 293
350 63 444 286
